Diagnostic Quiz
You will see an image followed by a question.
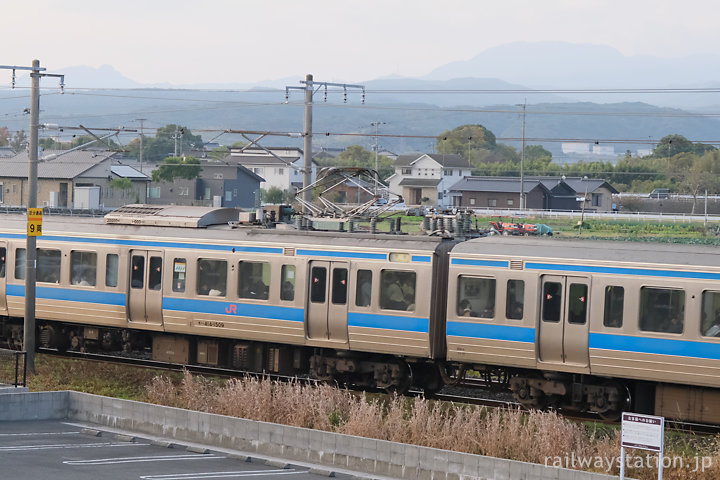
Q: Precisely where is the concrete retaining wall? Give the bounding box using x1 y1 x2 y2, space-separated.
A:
0 391 617 480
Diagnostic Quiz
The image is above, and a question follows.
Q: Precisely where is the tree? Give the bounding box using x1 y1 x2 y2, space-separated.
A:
436 124 496 156
262 186 287 204
9 130 27 152
316 145 394 181
151 156 202 183
129 124 204 163
0 127 9 147
652 134 694 158
524 145 552 164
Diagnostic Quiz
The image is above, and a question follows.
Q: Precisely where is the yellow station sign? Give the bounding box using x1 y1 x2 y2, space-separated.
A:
27 208 43 236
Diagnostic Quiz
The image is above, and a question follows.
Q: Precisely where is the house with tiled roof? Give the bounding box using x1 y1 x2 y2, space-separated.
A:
226 146 316 192
0 149 148 208
386 153 472 206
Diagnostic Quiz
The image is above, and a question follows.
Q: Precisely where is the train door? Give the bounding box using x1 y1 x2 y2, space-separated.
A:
128 250 164 325
537 275 590 367
0 242 6 314
306 260 349 342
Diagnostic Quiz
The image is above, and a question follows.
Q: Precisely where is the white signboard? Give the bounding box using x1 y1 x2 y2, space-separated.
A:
620 412 665 480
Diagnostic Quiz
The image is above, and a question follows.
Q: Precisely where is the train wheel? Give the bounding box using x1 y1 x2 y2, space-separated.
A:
438 362 466 386
597 381 631 421
383 359 412 394
412 363 443 394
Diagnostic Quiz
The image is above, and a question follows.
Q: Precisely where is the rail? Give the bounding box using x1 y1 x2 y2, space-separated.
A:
0 349 27 388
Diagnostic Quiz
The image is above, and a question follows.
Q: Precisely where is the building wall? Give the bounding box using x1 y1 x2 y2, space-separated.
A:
388 155 470 207
457 189 546 209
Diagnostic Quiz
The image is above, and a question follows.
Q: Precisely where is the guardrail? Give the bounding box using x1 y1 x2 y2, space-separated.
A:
0 349 27 387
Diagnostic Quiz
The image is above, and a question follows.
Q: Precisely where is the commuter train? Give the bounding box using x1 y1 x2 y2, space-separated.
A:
1 205 720 424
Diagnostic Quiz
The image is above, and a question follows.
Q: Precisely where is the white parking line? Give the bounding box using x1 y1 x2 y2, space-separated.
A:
0 431 79 437
64 454 227 465
0 442 147 451
140 471 303 480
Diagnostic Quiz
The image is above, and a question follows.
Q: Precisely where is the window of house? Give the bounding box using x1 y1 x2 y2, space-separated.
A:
280 265 295 301
225 191 232 202
172 258 186 292
277 168 284 175
402 168 411 175
639 287 684 333
457 276 496 318
149 187 161 198
204 188 211 200
106 254 119 288
238 261 270 300
179 187 189 196
197 259 227 296
37 249 61 283
380 270 416 311
470 198 476 205
444 169 452 176
592 193 601 207
71 251 97 286
603 286 624 327
15 248 25 280
506 280 524 319
488 199 497 207
355 270 372 307
507 199 514 206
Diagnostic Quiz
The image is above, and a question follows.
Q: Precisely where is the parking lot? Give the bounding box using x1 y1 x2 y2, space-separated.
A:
1 420 347 480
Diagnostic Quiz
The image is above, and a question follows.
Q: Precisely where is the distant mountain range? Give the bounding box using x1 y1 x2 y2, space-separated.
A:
4 42 720 157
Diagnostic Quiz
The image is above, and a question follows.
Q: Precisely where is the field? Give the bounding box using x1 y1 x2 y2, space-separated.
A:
17 355 720 479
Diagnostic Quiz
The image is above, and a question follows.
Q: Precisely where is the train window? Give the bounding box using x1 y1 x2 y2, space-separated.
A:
37 249 61 284
331 268 348 304
380 270 416 311
148 256 162 291
238 261 270 300
197 259 227 297
457 276 495 318
639 287 685 334
603 286 624 328
542 282 562 322
701 291 720 337
355 270 372 307
105 254 119 288
71 251 97 286
172 258 186 293
280 265 295 301
310 267 327 303
506 279 524 320
567 283 588 324
15 248 25 280
131 255 144 289
0 247 6 278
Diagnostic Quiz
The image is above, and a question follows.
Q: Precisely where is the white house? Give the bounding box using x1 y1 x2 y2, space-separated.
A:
227 147 317 192
385 153 472 207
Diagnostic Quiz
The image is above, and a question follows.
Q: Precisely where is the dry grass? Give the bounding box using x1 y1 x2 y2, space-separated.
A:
145 372 720 479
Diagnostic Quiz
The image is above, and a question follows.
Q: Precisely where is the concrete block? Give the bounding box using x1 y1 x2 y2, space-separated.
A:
186 445 209 454
115 434 135 442
389 440 405 466
265 459 289 469
493 458 510 480
309 467 335 477
151 440 177 448
80 428 102 437
228 454 252 462
404 443 420 469
509 459 532 479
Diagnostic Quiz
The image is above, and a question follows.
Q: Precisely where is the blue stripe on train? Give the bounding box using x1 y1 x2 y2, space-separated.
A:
447 321 536 343
526 262 720 281
451 259 509 268
162 297 304 322
6 284 125 305
589 332 720 361
348 312 429 333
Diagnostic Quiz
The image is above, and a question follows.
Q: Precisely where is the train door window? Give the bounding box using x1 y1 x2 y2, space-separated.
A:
567 283 588 324
457 276 495 318
0 247 5 278
505 279 524 320
701 291 720 337
380 270 416 311
37 249 61 284
603 286 624 328
131 255 144 289
14 248 25 280
238 261 270 300
148 256 162 291
280 265 295 301
310 267 327 303
331 268 348 304
639 287 685 333
105 254 119 288
172 258 186 293
542 282 562 322
355 270 372 307
71 251 97 286
197 259 227 296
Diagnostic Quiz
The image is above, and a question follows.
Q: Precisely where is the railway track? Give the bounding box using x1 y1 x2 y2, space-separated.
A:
35 348 720 435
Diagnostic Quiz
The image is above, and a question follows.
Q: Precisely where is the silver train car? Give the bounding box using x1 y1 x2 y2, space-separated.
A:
1 208 720 423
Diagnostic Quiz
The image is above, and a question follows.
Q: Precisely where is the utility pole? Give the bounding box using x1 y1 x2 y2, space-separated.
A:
370 121 387 195
137 118 146 173
286 76 365 213
519 102 526 210
174 125 179 157
0 61 65 373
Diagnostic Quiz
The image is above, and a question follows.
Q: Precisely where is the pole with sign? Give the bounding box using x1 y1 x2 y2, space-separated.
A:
27 208 43 236
620 412 664 480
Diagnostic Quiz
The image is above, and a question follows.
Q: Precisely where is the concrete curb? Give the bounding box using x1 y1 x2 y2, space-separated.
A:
0 391 618 480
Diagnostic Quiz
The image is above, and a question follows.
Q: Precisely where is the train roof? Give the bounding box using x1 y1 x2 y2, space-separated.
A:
0 213 446 253
452 236 720 268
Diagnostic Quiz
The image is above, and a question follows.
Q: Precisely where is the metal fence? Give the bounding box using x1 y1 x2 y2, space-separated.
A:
0 349 27 387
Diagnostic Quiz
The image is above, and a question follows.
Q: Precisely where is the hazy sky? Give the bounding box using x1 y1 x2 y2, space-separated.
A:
4 0 719 85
